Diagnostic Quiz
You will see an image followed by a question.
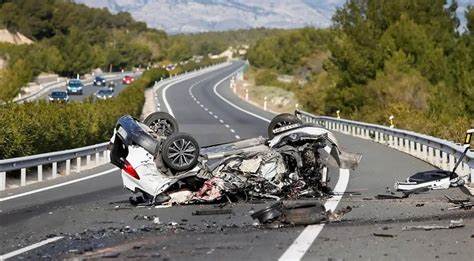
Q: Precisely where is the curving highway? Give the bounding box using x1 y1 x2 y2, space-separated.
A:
1 61 473 260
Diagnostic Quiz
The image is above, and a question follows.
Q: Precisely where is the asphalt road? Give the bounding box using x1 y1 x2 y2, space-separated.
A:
40 75 132 102
1 61 473 260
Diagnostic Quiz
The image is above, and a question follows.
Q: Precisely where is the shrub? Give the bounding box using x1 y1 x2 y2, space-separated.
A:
0 68 168 159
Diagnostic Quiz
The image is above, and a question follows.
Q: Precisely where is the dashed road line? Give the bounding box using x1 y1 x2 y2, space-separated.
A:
209 65 351 261
187 70 242 140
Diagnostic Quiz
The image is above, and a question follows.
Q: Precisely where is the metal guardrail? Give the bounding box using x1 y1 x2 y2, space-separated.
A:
0 143 109 190
295 110 474 183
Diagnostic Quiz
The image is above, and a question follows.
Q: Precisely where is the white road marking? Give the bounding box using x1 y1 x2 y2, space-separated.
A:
209 111 213 115
204 108 208 111
0 236 63 260
212 67 270 123
278 168 350 261
0 168 118 202
213 115 218 119
208 67 351 260
230 129 235 133
162 64 230 116
225 124 230 128
235 135 240 139
219 119 224 124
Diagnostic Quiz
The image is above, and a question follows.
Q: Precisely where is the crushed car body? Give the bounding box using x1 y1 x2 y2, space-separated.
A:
109 112 362 205
395 129 473 192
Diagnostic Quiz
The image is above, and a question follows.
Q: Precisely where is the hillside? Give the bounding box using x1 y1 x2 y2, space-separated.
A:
0 0 165 101
74 0 343 34
248 0 474 142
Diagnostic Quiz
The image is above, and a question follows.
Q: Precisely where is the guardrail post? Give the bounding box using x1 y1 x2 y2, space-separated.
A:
427 147 434 165
37 165 43 182
95 152 100 166
434 149 441 168
409 140 415 154
66 159 71 175
21 168 26 186
416 143 422 158
449 154 456 171
76 157 81 173
52 162 57 178
102 151 108 163
0 172 5 191
441 152 449 170
388 135 394 147
86 155 91 166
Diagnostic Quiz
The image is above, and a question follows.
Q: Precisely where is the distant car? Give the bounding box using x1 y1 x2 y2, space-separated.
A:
67 79 84 95
122 75 134 85
107 81 116 90
48 91 69 103
95 88 114 100
93 76 106 86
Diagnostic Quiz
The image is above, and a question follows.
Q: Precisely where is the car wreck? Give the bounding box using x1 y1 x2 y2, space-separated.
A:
395 129 473 192
109 112 361 206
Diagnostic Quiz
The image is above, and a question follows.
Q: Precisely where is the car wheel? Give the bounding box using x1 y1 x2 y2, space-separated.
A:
268 113 302 139
161 133 200 172
143 112 179 137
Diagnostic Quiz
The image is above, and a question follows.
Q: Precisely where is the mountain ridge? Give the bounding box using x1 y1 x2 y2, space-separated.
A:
74 0 343 34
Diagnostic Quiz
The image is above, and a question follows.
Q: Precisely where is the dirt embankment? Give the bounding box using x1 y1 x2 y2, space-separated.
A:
233 70 298 114
0 29 33 45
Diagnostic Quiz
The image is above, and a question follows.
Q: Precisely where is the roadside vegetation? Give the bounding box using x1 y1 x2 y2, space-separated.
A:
165 28 286 61
0 68 165 159
247 0 474 142
0 0 166 102
0 57 225 159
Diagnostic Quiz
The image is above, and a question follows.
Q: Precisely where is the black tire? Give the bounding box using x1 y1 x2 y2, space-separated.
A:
161 133 200 172
268 113 302 139
143 112 179 137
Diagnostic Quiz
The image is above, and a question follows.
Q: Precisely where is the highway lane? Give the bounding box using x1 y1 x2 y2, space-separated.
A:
40 75 132 102
1 61 473 260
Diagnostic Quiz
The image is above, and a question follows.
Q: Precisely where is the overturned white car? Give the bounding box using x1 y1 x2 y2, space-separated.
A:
109 112 361 205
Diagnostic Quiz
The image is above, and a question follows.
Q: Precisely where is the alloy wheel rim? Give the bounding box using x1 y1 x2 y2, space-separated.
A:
168 138 196 167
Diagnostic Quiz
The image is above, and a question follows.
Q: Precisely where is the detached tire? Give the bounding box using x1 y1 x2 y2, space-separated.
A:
161 133 200 172
268 113 302 139
143 112 179 137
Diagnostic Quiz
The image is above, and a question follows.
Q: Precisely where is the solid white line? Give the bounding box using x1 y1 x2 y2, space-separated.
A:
0 168 118 202
0 236 63 260
278 168 350 261
212 67 270 123
162 63 232 117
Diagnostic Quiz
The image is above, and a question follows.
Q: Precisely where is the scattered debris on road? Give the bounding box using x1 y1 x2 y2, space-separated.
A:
376 187 429 200
394 131 472 192
445 195 473 210
250 201 352 226
402 219 464 231
373 233 395 238
192 209 233 215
